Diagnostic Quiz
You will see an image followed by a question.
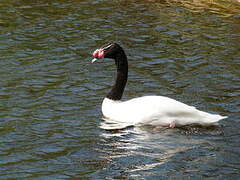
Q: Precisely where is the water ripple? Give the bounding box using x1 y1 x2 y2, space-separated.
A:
0 0 239 179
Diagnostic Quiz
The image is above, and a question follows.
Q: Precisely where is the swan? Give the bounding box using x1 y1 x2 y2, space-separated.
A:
91 43 227 128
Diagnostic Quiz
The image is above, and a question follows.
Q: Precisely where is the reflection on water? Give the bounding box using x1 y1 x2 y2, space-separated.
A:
0 0 239 179
100 118 134 130
163 0 240 16
96 126 227 179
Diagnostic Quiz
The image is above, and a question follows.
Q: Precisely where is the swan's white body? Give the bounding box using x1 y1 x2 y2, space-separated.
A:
102 96 227 127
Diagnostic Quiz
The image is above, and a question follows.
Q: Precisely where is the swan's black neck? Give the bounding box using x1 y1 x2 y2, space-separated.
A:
106 50 128 101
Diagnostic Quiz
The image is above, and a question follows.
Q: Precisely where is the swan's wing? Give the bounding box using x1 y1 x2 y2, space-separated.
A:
102 96 226 126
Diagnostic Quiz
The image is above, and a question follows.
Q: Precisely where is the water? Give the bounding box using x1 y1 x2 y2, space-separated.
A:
0 0 240 179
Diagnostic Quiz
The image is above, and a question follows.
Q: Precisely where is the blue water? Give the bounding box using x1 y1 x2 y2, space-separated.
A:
0 0 239 179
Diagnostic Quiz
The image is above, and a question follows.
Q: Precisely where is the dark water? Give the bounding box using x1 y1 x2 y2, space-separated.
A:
0 0 240 179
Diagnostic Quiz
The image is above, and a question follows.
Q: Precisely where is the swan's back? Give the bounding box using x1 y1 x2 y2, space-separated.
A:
102 96 227 127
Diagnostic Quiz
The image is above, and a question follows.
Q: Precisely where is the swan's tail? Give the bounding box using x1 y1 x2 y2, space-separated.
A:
199 111 227 125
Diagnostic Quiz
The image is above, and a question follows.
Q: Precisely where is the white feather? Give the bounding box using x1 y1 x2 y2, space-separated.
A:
102 96 227 127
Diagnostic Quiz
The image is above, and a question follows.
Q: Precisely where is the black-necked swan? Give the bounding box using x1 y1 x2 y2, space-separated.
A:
91 43 227 128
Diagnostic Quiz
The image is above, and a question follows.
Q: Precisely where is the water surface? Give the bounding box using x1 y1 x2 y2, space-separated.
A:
0 0 240 179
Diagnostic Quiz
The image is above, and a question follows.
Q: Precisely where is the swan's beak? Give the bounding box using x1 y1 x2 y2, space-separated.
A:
91 58 98 63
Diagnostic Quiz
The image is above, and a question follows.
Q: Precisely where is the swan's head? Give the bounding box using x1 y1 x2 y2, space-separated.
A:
92 43 122 63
